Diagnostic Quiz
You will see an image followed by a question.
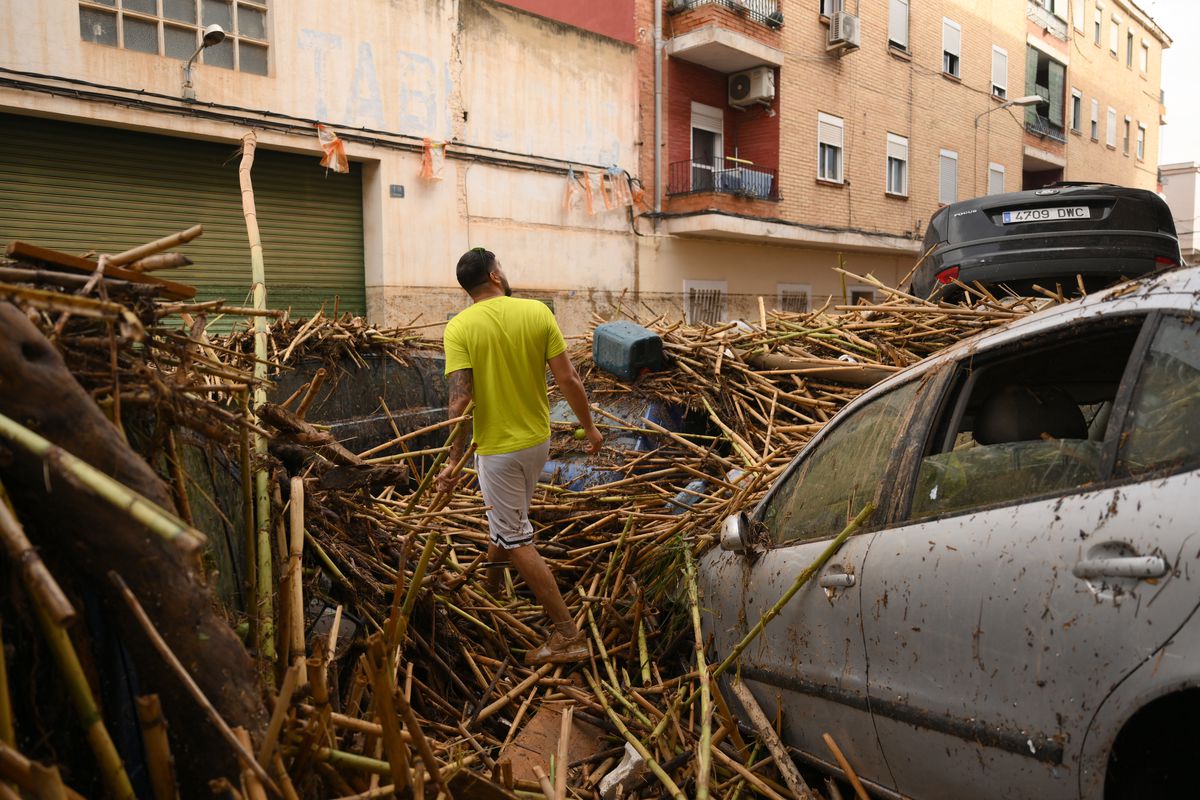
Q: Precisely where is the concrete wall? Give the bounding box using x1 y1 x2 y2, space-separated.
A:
0 0 639 333
1161 162 1199 261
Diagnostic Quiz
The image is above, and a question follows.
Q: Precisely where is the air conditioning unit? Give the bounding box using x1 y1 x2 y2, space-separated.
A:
728 67 775 107
828 11 861 50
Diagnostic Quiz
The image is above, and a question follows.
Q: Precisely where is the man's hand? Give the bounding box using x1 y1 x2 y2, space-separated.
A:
435 465 461 494
583 423 603 455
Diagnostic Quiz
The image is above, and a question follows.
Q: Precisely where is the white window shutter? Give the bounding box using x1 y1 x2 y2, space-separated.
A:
988 163 1005 195
818 113 843 148
992 47 1008 93
886 133 908 162
889 0 909 49
1073 0 1084 30
1091 99 1099 124
939 150 958 205
1107 107 1117 146
943 19 962 58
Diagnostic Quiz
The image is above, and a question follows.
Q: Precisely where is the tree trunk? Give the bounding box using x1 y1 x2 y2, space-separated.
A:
0 302 266 794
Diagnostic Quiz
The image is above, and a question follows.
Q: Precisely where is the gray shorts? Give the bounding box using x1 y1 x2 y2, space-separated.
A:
475 439 550 550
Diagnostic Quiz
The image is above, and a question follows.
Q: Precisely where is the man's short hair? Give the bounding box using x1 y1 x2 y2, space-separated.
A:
456 247 496 292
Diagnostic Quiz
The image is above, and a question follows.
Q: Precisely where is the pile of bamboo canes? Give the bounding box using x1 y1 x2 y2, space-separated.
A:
0 247 1068 798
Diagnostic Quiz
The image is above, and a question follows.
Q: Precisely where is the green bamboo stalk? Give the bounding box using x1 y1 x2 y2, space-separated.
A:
29 592 134 799
685 549 712 800
238 131 275 666
709 502 874 683
584 672 685 800
0 412 204 555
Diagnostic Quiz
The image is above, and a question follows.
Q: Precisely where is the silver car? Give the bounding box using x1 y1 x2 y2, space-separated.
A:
701 266 1200 799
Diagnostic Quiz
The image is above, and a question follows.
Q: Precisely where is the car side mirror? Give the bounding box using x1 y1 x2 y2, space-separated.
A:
720 512 752 552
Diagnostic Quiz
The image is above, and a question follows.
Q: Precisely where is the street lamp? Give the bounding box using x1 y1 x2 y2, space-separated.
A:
181 24 226 100
974 94 1042 127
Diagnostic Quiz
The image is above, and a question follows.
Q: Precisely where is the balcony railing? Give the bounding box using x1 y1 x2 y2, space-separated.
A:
668 0 783 29
668 160 780 200
1026 1 1068 41
1026 113 1067 143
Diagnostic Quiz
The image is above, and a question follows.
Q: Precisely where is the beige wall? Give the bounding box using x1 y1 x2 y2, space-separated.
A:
0 0 639 333
1062 0 1166 189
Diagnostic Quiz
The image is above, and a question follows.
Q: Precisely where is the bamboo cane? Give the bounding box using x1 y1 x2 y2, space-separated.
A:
239 131 275 667
554 704 572 800
0 484 74 625
364 637 411 792
135 695 179 800
822 733 870 800
0 616 10 751
29 588 134 799
108 572 280 796
684 549 713 800
107 225 203 267
235 727 268 800
258 661 301 766
287 477 306 681
730 680 815 800
0 413 205 555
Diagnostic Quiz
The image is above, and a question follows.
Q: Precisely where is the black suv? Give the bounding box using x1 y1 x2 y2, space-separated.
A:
909 183 1180 300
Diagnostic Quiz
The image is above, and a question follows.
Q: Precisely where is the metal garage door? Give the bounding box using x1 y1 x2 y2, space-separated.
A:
0 112 365 320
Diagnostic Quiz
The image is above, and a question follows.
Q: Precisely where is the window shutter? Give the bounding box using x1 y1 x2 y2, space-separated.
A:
1091 98 1099 125
886 133 907 162
943 19 961 57
939 150 957 205
1024 47 1040 126
1047 59 1065 126
988 164 1005 195
1107 108 1117 146
1073 0 1084 29
889 0 909 48
818 113 843 148
992 47 1008 93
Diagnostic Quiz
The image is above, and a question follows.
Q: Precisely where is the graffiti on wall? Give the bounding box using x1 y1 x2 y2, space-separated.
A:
298 29 454 139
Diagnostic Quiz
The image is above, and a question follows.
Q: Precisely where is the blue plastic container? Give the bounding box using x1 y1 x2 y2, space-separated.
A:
592 321 663 381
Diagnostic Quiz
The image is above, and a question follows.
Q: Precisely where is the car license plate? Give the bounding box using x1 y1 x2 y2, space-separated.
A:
1001 206 1090 224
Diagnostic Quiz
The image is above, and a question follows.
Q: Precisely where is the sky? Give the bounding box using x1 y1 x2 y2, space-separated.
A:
1138 0 1199 165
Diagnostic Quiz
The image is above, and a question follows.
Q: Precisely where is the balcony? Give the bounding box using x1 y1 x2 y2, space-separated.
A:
1026 113 1066 143
1026 1 1068 42
669 0 783 29
668 160 779 201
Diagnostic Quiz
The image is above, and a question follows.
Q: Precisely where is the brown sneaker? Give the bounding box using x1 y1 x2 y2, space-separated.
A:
525 631 589 665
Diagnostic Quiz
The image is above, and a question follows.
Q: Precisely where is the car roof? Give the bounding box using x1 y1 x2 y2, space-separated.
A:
860 265 1200 403
929 183 1164 225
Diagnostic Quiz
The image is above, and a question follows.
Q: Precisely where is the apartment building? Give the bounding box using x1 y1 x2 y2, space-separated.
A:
0 0 640 333
1161 162 1199 264
638 0 1171 322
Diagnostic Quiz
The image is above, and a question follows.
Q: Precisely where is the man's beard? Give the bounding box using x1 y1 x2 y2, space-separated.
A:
501 276 513 296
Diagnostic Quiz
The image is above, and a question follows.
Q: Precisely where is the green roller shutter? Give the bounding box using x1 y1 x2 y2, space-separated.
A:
0 112 364 320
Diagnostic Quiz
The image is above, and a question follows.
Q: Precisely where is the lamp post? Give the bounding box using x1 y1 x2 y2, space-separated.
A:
973 95 1041 195
181 24 226 100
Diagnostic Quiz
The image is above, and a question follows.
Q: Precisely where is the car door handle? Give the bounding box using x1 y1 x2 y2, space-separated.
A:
1073 556 1169 580
818 573 856 589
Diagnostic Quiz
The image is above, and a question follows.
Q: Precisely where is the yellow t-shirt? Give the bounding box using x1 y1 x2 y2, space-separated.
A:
443 296 567 455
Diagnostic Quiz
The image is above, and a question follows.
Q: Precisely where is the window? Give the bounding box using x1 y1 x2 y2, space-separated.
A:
763 379 920 545
820 0 843 15
908 321 1144 521
690 102 724 192
943 19 962 77
684 280 726 325
991 46 1008 98
78 0 269 74
1025 47 1066 140
1140 41 1149 72
1126 29 1134 68
939 149 957 205
777 284 812 313
817 112 844 183
1123 116 1131 154
1106 106 1117 147
1073 0 1085 31
1094 9 1102 45
987 163 1005 195
1109 17 1119 54
848 286 876 306
888 0 909 50
1071 88 1082 132
1116 316 1200 480
1090 99 1100 140
1136 123 1145 160
886 133 908 196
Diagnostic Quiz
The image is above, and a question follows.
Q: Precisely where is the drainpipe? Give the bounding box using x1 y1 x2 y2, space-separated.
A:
653 0 663 229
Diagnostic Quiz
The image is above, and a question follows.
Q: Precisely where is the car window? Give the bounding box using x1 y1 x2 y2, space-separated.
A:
762 379 920 546
907 319 1144 520
1115 315 1200 478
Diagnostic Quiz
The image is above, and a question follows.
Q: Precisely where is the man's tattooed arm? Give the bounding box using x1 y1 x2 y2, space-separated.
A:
445 368 474 467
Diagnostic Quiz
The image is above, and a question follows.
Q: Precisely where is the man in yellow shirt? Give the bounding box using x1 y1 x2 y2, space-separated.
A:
436 247 603 665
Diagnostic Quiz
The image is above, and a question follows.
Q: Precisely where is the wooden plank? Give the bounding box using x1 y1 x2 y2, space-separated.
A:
5 241 197 300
